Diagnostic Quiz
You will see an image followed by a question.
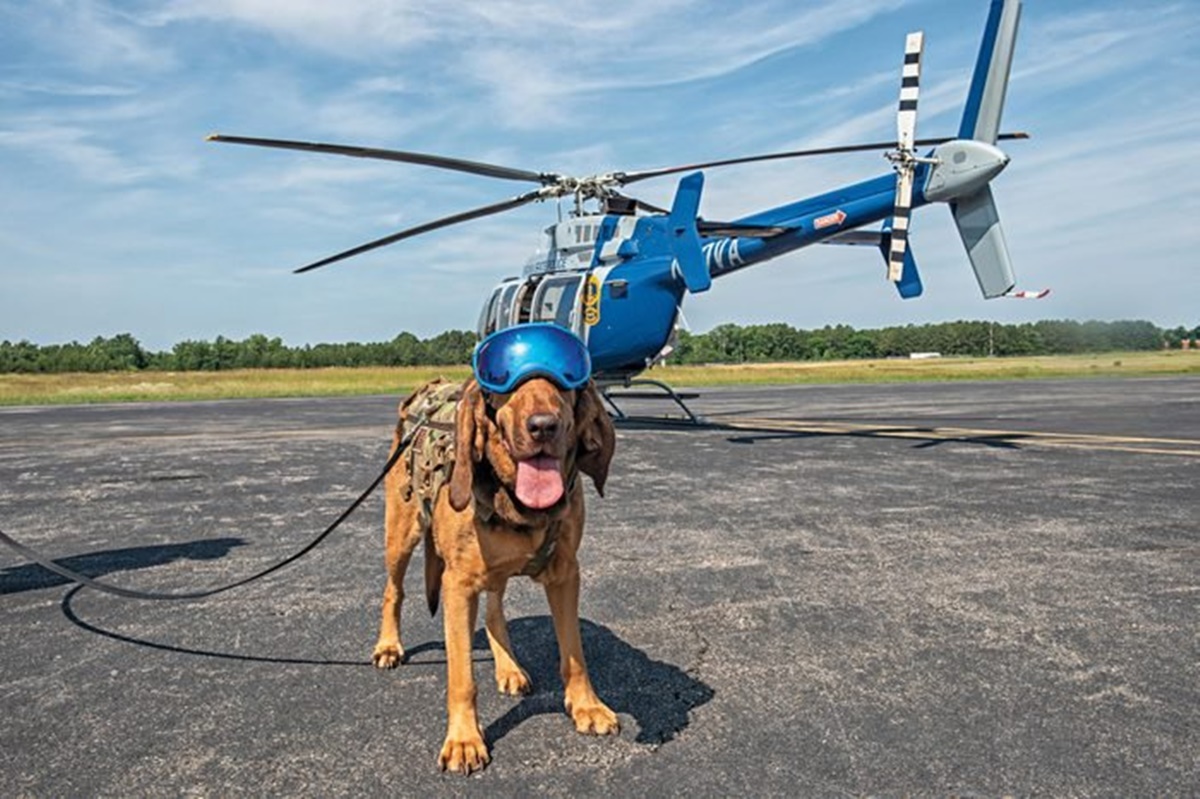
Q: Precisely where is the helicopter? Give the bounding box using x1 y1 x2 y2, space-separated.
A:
209 0 1038 415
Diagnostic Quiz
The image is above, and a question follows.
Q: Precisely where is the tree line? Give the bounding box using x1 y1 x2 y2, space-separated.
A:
0 331 477 373
0 320 1196 374
666 319 1198 364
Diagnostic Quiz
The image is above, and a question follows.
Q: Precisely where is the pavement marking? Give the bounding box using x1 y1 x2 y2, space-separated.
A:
716 417 1200 458
4 417 1198 459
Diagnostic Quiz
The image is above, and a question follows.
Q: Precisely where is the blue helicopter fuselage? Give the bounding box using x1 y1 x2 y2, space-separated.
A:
478 132 1014 382
477 0 1022 383
479 164 927 380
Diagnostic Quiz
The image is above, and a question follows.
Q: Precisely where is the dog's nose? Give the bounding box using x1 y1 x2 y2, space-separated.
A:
526 414 559 442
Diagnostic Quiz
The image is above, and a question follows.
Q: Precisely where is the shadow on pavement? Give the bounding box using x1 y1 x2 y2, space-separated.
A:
483 616 714 747
614 416 1030 450
58 583 372 668
1 537 247 595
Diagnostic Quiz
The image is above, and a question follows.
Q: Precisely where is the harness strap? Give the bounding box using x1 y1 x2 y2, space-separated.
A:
520 534 558 577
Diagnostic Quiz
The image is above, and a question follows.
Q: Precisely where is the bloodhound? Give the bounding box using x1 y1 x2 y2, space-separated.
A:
372 375 617 774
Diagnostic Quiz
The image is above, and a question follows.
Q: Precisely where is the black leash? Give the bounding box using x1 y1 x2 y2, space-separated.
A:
0 421 420 601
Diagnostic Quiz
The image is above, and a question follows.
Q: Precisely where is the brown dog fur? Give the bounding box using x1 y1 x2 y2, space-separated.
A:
372 376 617 774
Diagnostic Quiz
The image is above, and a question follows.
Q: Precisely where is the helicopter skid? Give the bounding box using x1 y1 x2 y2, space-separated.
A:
599 378 707 425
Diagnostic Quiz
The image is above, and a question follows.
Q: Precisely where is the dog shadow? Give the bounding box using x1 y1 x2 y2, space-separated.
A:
1 537 246 595
479 616 714 747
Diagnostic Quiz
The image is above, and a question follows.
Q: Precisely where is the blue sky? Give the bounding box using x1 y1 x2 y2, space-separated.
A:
2 0 1197 350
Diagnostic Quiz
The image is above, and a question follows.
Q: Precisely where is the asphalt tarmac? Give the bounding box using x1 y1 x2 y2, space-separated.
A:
1 377 1196 796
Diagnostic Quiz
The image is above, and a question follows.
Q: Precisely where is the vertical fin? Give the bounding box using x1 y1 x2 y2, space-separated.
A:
667 172 711 293
881 219 924 299
958 0 1022 144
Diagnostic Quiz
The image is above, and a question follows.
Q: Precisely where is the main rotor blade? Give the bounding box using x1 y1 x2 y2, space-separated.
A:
294 189 547 274
616 132 1029 186
697 220 789 238
207 133 553 185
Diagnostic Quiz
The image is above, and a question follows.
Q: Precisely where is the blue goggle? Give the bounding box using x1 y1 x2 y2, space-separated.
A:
472 323 592 394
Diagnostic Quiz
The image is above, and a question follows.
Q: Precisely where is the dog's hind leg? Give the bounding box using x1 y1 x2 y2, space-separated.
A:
372 487 422 669
544 563 619 736
484 584 531 696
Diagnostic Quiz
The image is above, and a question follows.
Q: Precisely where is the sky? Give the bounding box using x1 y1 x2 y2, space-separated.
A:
2 0 1198 351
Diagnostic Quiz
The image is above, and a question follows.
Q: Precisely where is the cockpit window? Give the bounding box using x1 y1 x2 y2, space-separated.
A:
532 275 582 331
477 288 503 336
496 283 519 330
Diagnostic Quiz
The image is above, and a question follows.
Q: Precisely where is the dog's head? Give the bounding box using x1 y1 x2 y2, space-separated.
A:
449 377 614 516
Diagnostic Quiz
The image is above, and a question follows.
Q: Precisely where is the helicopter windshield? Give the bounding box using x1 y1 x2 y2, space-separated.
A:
479 273 582 338
496 284 519 328
477 288 501 336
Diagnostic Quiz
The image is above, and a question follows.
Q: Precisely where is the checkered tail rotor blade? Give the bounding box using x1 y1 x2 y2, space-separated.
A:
889 30 923 283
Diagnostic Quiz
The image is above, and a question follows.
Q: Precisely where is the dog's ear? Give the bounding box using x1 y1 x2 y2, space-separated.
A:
449 380 486 511
574 382 615 497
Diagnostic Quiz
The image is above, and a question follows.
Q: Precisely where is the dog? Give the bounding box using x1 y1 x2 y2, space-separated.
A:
372 374 617 774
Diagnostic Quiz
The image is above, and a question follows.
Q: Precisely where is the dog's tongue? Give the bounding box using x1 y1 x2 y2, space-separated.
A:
515 455 564 509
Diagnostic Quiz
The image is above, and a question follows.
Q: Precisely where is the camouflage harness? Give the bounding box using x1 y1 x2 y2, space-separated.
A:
396 379 462 530
396 378 560 577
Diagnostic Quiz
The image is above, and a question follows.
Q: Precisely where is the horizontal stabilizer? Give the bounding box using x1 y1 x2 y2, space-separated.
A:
951 185 1015 298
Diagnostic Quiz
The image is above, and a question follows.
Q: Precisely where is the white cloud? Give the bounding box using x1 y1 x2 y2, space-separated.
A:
0 125 149 184
2 0 1198 349
2 0 174 72
153 0 436 51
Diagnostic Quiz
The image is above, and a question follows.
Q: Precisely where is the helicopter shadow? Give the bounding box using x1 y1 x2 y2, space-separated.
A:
724 424 1028 450
480 615 714 748
612 414 1029 451
2 536 247 595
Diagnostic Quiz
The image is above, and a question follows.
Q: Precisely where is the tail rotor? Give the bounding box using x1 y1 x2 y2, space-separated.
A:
885 31 934 285
888 31 921 284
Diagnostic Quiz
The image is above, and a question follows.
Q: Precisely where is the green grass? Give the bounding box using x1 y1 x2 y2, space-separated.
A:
0 352 1196 406
655 351 1200 386
0 366 473 406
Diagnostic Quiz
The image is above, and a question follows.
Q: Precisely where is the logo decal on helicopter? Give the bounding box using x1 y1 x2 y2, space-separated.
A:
815 210 848 230
702 238 745 271
583 274 602 326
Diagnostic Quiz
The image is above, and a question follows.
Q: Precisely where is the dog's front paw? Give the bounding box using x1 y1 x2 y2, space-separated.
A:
568 700 620 736
495 664 531 696
371 641 405 669
438 733 490 775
